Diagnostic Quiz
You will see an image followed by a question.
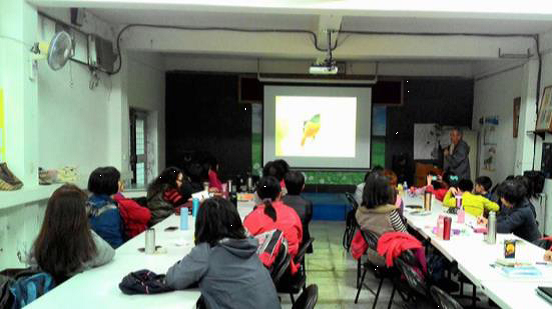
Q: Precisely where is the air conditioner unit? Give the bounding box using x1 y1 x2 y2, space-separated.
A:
88 34 116 72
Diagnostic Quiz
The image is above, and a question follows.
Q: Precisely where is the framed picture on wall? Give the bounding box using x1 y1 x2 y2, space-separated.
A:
536 86 552 131
513 97 521 138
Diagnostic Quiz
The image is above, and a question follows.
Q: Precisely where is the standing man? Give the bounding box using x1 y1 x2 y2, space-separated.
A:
444 128 470 181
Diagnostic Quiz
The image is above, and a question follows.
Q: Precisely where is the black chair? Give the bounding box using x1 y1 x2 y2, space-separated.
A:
394 257 436 309
276 238 315 304
343 192 361 288
430 285 464 309
291 284 318 309
344 192 359 211
354 230 398 309
272 253 291 285
343 192 359 251
395 258 427 298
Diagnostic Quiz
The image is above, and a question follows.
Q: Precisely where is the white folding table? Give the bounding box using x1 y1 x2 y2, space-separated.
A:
402 195 552 309
27 202 256 309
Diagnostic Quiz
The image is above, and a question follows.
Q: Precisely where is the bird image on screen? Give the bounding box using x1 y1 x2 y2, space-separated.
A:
274 95 356 158
264 86 371 168
301 114 321 146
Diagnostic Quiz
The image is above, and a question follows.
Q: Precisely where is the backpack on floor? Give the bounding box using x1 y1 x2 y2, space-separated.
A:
254 229 289 270
9 271 56 309
0 279 14 309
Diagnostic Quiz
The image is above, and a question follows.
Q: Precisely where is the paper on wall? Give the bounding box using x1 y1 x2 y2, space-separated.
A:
414 123 440 160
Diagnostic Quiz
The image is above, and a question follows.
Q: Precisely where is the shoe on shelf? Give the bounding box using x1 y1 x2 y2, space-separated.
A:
0 162 23 191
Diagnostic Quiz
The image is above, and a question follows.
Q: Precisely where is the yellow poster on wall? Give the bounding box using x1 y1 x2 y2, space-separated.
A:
0 89 5 162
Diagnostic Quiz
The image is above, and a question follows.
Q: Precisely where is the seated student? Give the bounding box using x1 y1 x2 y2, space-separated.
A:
490 175 515 203
282 171 313 253
411 172 455 201
166 197 280 309
355 173 407 265
263 160 289 192
474 176 493 200
384 169 405 215
514 175 537 219
244 176 303 274
181 162 206 200
88 167 151 239
478 180 541 243
87 167 125 248
526 171 545 229
28 184 115 284
443 179 499 217
205 155 223 192
147 167 185 225
354 166 384 206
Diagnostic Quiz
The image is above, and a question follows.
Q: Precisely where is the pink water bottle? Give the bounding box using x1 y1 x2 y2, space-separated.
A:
437 215 445 239
457 206 465 223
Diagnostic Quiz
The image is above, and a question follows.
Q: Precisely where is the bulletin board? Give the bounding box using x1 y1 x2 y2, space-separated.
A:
0 89 5 162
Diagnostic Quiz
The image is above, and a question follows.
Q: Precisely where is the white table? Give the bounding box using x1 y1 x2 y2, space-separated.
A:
27 203 256 309
402 195 552 309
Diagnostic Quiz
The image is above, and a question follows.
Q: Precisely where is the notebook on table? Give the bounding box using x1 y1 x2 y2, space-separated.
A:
536 286 552 304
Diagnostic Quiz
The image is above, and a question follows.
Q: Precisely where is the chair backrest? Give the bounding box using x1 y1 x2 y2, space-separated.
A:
271 253 291 285
430 285 464 309
395 258 427 297
294 238 315 265
360 229 379 250
344 192 359 210
292 284 318 309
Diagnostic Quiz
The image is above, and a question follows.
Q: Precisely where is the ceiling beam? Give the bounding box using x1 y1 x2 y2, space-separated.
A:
27 0 552 20
315 14 342 53
120 27 535 61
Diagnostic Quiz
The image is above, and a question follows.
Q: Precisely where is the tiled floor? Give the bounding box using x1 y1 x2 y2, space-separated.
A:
280 221 499 309
280 221 404 309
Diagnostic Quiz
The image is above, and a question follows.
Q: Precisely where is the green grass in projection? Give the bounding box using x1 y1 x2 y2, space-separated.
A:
371 138 385 167
252 133 262 175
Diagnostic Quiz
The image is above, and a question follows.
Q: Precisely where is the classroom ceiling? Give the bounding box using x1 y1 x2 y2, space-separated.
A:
88 8 552 35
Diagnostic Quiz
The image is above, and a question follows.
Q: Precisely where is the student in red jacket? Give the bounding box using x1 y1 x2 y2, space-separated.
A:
206 155 223 192
244 176 303 274
89 167 151 239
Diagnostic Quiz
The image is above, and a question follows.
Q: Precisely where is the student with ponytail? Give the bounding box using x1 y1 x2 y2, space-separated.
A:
244 176 303 274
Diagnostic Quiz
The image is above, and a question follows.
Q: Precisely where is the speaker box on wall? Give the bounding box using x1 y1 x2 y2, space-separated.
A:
239 76 263 103
541 143 552 178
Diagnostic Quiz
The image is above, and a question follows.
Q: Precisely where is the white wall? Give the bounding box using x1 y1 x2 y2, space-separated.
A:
0 5 166 269
472 66 523 185
127 51 166 181
37 15 113 180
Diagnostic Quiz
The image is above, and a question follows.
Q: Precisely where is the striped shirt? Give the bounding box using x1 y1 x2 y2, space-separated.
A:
389 210 407 232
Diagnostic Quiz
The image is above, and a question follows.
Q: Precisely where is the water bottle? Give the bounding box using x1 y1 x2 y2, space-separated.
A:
486 211 497 244
145 228 156 254
424 192 433 211
457 206 465 224
180 207 189 230
455 195 463 208
192 198 200 218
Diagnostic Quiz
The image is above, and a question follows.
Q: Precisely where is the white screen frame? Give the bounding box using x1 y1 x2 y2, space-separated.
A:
263 85 371 169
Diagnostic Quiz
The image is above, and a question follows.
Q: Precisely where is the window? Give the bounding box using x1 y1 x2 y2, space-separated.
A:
130 109 148 185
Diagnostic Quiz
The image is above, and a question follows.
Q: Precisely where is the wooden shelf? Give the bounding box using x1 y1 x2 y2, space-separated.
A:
0 181 86 210
527 130 552 140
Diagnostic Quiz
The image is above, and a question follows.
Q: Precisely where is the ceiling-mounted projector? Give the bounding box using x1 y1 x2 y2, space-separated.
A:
309 30 338 75
309 61 338 75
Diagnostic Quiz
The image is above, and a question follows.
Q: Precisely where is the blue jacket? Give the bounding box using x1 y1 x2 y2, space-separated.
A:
87 195 124 248
497 199 540 243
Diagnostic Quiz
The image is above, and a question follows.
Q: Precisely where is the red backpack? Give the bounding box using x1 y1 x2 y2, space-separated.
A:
254 229 289 270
